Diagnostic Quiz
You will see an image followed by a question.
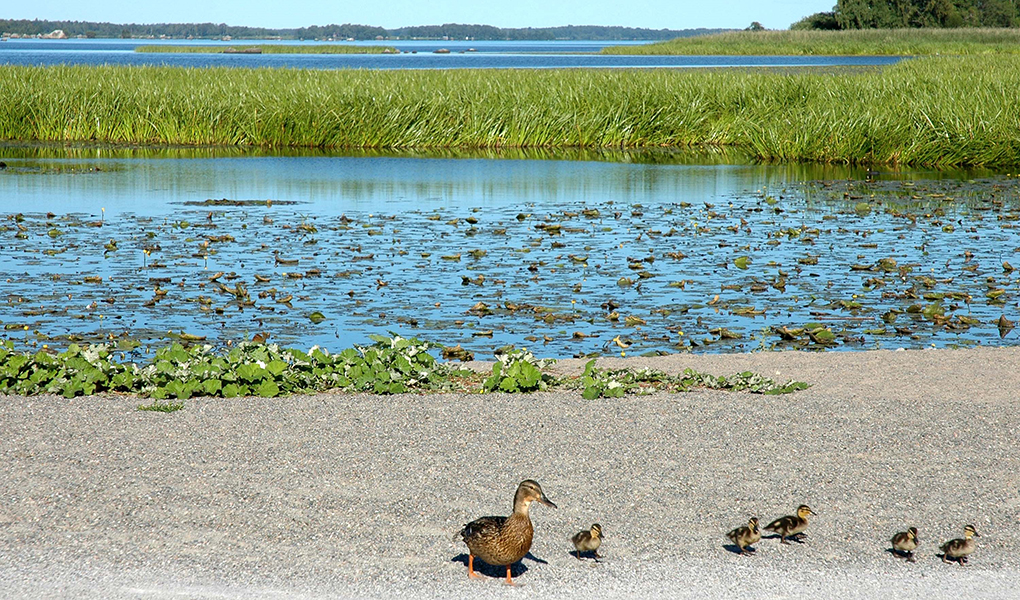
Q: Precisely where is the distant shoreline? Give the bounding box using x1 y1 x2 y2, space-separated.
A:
0 18 728 42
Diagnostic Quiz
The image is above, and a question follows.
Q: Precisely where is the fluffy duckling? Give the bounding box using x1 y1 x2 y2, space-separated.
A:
458 480 557 585
765 505 816 544
890 527 919 562
940 525 979 565
571 523 604 560
727 517 761 555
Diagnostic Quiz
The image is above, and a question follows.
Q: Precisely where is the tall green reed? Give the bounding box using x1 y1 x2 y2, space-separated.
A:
1 56 1018 167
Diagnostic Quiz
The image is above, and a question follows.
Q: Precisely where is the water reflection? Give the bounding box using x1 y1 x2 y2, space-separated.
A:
1 145 892 215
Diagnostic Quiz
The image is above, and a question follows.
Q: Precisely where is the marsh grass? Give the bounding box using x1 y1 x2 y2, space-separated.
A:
1 56 1019 166
135 44 396 54
602 28 1020 56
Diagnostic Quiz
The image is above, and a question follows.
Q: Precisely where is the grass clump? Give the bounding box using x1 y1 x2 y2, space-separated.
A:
135 44 397 54
602 28 1020 56
1 56 1019 166
137 400 185 413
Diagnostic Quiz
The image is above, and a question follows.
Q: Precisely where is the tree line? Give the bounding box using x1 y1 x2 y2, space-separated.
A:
793 0 1019 29
0 18 724 40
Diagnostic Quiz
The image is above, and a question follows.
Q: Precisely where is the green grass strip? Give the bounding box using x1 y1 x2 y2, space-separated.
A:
135 44 397 54
602 28 1020 56
1 56 1019 166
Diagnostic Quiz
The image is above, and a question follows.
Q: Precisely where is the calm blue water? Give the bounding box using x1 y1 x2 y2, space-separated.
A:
0 151 847 215
0 38 904 70
1 148 1015 357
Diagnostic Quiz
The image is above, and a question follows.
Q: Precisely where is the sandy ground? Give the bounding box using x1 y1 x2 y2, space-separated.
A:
2 346 1020 599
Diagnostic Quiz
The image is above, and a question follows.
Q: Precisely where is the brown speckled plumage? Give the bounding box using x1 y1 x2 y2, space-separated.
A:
891 527 919 561
571 523 604 559
765 505 815 544
940 525 979 565
458 480 557 584
727 517 761 555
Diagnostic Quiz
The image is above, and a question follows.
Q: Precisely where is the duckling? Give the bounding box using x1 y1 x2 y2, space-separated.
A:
764 505 816 544
571 523 604 560
940 524 979 565
890 527 919 562
458 480 557 585
727 517 761 555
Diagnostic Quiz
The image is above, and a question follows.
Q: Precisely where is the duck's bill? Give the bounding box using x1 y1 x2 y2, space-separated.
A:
540 497 558 508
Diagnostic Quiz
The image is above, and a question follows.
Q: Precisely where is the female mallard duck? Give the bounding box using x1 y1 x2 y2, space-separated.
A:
727 517 761 555
571 523 604 560
890 527 919 562
940 525 979 565
458 480 557 584
765 505 815 544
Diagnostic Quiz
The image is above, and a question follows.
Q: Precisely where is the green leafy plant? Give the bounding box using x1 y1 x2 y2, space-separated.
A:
579 359 630 399
574 362 807 397
0 338 808 399
341 334 444 394
674 368 808 394
482 347 555 393
0 341 127 398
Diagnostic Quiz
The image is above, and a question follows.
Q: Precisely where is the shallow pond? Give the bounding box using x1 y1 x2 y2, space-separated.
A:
1 146 1018 359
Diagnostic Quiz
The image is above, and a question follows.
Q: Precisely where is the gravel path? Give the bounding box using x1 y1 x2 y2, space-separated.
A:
2 347 1019 599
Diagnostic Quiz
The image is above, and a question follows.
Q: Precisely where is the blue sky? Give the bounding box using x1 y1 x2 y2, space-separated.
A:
6 1 835 31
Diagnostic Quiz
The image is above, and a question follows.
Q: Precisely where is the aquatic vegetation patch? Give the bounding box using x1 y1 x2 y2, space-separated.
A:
185 199 300 207
0 338 806 400
1 173 1019 358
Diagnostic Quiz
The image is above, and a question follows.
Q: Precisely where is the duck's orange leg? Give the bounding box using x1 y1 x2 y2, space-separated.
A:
505 565 515 585
468 555 483 579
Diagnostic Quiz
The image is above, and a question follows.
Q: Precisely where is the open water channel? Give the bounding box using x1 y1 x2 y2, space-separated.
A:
0 38 904 69
1 146 1018 359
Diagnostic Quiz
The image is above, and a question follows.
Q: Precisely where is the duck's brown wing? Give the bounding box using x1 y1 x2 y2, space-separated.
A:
726 526 746 542
460 516 507 543
765 515 796 533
